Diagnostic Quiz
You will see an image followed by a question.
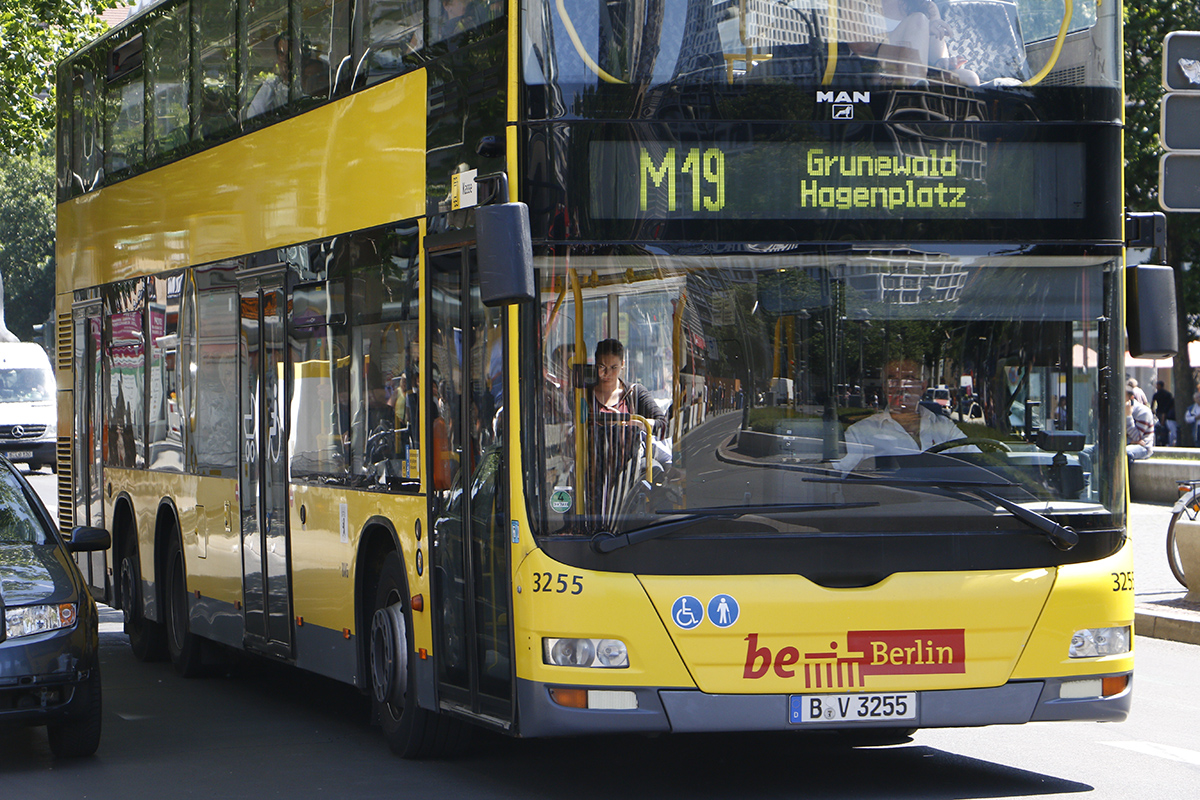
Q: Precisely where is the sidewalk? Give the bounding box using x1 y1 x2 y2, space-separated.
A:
1129 501 1200 646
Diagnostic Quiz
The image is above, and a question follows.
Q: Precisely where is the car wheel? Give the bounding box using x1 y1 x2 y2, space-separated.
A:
47 668 103 758
370 551 470 758
120 541 167 662
165 534 205 676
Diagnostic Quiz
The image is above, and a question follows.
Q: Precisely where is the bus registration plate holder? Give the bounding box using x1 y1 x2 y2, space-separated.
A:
789 693 917 724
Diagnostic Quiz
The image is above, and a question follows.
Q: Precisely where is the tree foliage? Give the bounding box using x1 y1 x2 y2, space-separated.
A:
0 138 56 342
0 0 117 155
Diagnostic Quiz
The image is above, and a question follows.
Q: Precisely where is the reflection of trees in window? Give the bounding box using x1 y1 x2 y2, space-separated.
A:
147 2 190 159
194 0 239 141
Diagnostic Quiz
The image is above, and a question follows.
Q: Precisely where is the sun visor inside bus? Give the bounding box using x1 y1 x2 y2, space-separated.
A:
476 202 535 306
1126 263 1179 360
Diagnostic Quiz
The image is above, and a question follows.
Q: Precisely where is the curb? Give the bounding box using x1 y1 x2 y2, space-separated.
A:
1134 605 1200 646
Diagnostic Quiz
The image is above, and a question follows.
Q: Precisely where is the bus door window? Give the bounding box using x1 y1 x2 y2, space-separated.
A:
429 244 512 719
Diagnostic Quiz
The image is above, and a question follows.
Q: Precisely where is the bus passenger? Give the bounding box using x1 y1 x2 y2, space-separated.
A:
836 358 975 472
247 35 290 118
585 339 669 523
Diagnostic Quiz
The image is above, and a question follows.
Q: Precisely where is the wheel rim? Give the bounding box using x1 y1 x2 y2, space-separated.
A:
370 598 408 710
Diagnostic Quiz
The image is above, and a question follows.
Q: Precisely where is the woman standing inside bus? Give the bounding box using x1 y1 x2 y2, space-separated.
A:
586 339 668 527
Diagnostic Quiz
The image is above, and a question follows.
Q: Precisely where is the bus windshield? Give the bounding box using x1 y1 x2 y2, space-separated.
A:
534 250 1122 543
524 0 1116 92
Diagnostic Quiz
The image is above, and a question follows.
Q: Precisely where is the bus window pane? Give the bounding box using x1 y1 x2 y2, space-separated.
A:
148 2 191 159
192 282 239 473
148 273 185 471
243 0 291 122
345 227 421 488
362 0 423 87
297 0 351 101
104 281 146 469
428 0 500 46
70 60 103 195
289 282 351 481
194 0 239 141
104 75 144 176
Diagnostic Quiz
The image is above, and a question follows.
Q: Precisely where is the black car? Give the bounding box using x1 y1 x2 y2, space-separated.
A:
0 457 109 757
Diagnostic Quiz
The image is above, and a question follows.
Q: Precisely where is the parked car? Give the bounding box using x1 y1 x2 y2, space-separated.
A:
0 457 109 756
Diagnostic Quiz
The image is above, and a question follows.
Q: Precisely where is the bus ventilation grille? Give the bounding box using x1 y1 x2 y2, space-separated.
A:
57 437 74 529
1043 65 1086 87
56 311 73 373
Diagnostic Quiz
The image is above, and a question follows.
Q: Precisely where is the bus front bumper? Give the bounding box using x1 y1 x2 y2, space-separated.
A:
515 674 1131 738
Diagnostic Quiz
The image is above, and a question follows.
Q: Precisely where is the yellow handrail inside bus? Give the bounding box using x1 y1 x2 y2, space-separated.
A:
555 0 627 84
822 0 839 85
629 414 655 485
1021 0 1072 86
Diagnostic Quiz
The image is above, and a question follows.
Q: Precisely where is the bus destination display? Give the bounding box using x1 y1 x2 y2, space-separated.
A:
588 140 1086 221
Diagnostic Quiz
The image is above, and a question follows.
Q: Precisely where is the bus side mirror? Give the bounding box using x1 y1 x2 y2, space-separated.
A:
476 201 535 306
1127 264 1178 359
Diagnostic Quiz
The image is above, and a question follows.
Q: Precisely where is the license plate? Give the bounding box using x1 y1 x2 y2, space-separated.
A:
7 451 33 460
790 693 917 724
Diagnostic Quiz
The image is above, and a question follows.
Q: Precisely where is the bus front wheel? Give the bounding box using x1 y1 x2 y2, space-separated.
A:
369 551 469 758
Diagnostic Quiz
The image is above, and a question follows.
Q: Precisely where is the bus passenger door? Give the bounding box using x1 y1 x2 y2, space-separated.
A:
428 242 514 727
237 271 293 658
72 302 106 598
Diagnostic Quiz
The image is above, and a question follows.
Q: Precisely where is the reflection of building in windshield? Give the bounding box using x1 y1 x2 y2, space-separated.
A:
674 0 887 78
843 253 969 305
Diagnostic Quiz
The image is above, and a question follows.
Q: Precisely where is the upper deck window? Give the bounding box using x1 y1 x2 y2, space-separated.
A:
523 0 1117 92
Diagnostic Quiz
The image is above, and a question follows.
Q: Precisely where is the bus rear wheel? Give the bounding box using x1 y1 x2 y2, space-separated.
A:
165 534 205 676
369 552 469 758
119 539 166 662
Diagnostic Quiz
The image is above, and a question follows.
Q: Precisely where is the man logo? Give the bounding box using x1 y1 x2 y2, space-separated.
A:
817 91 869 121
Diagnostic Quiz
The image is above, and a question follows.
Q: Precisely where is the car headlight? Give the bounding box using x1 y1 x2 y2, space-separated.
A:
1069 626 1131 658
5 603 78 639
543 638 629 668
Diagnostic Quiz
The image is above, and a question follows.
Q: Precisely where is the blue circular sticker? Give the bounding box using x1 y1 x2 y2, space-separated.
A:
707 594 740 628
671 595 704 630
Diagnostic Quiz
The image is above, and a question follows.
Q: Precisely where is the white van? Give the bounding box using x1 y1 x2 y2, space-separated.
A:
0 342 57 472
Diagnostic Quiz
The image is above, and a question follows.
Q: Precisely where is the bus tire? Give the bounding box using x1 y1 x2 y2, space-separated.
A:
119 538 166 662
165 534 206 677
370 552 470 758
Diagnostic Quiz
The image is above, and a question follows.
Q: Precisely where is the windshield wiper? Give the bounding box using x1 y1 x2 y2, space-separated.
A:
590 502 879 554
975 490 1079 551
804 474 1078 551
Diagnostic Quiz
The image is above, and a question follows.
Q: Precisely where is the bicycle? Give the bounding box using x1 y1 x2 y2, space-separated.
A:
1166 479 1200 588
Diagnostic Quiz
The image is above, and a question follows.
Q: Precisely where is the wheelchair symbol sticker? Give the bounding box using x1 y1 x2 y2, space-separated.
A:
707 594 740 628
672 596 704 630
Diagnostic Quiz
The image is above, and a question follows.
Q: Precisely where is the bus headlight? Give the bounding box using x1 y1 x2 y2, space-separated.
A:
5 603 77 639
544 638 628 668
1069 626 1130 658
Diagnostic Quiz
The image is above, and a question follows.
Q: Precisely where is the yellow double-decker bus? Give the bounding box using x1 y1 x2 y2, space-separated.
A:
56 0 1170 756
